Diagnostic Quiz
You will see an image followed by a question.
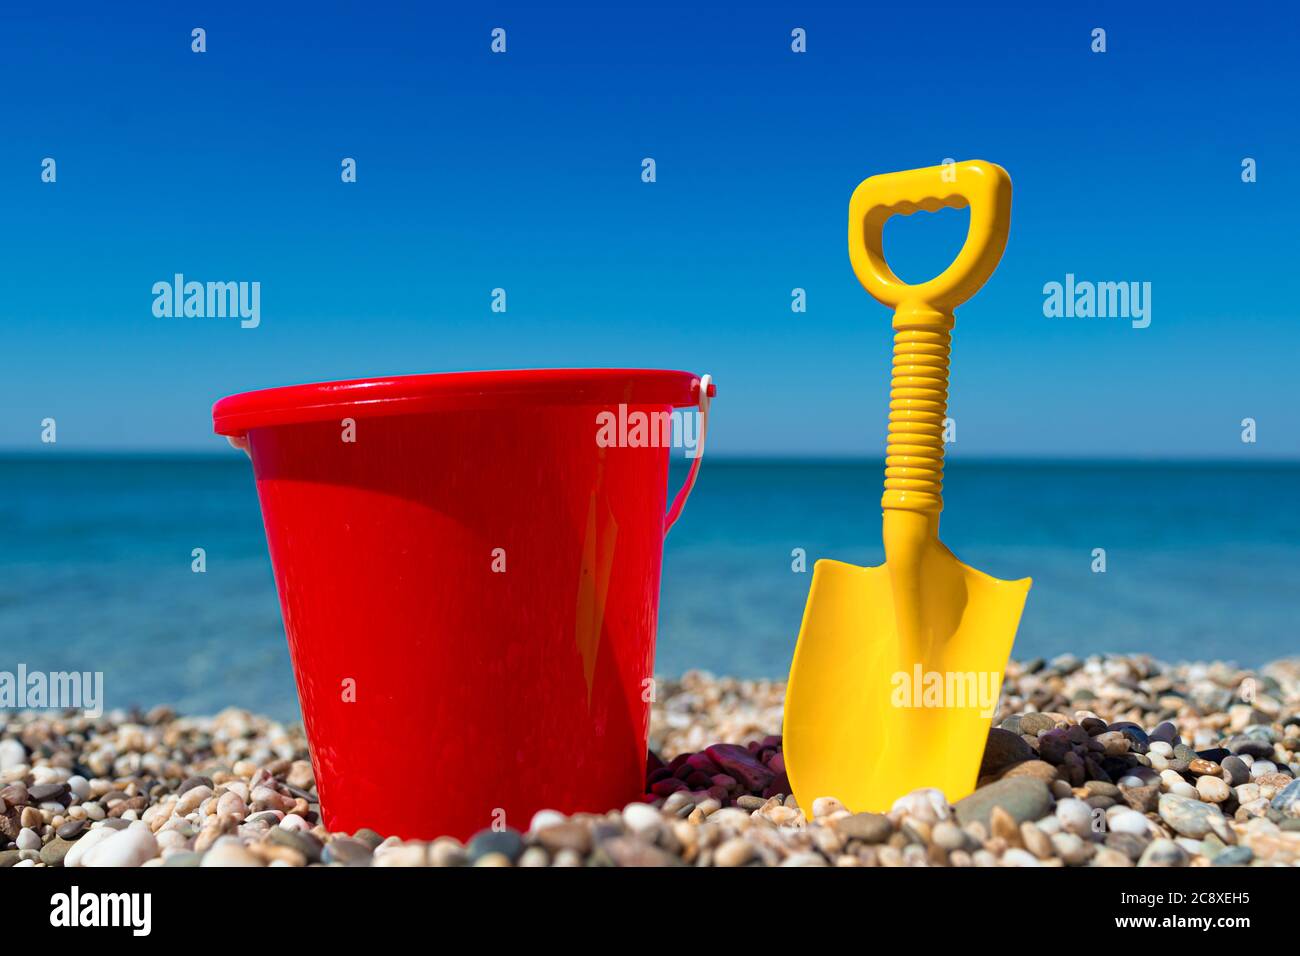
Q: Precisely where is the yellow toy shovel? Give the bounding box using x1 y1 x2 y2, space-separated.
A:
783 160 1031 813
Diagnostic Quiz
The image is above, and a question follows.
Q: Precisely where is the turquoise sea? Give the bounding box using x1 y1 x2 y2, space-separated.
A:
2 456 1297 719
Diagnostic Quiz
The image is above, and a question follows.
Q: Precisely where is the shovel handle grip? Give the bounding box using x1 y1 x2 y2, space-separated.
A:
848 160 1011 313
848 161 1013 516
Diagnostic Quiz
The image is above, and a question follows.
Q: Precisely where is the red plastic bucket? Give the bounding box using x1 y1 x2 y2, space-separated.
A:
213 369 715 840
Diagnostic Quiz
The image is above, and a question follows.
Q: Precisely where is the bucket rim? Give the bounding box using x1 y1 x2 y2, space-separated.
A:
212 367 714 436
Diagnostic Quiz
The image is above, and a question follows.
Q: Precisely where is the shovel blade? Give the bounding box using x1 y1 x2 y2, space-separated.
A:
783 554 1030 813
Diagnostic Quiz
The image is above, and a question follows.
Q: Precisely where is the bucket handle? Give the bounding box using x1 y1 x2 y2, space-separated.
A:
663 373 714 536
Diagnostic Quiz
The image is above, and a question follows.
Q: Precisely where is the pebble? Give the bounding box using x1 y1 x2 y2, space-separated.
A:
1221 755 1251 786
322 836 373 866
1226 735 1274 759
1055 798 1094 837
67 775 91 801
622 802 663 835
528 809 567 833
931 820 966 851
176 785 212 815
1158 794 1228 841
954 778 1053 829
704 743 774 792
177 775 213 795
64 826 117 867
467 828 524 864
1196 776 1230 803
1051 832 1092 865
890 788 949 823
1212 846 1254 866
40 837 75 867
1269 778 1300 817
1092 847 1132 867
600 836 680 867
201 840 263 867
714 837 756 867
811 796 847 818
15 827 41 852
83 822 159 867
535 821 592 855
1120 784 1160 813
835 812 893 843
1108 810 1151 837
980 728 1034 774
28 783 69 803
268 826 323 863
373 844 429 867
1150 721 1179 744
1138 839 1190 867
0 739 26 772
1020 821 1053 859
1019 713 1056 736
1001 760 1058 782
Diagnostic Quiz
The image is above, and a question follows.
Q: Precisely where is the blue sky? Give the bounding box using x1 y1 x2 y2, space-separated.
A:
2 2 1296 457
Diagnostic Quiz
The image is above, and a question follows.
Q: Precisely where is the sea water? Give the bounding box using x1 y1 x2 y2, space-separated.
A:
1 455 1296 719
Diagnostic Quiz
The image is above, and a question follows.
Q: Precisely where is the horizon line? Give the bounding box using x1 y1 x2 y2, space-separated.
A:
2 450 1297 466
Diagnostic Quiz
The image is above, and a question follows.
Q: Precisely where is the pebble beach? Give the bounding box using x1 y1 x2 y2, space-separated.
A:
3 654 1299 868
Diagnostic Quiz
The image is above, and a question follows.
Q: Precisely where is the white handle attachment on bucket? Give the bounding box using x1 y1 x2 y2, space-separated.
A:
663 373 713 536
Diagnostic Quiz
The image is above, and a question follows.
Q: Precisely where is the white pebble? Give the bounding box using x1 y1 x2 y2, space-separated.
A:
216 790 247 818
890 788 950 823
83 822 159 867
1001 848 1041 866
528 809 567 833
622 802 663 834
1148 741 1173 757
1197 776 1230 803
1051 832 1090 865
156 830 190 850
1108 810 1150 837
0 739 26 772
1036 815 1062 835
65 827 118 867
220 781 250 802
1251 760 1277 779
200 839 263 867
1159 769 1185 791
68 775 92 806
812 796 847 818
1055 798 1094 837
1169 782 1198 799
279 813 310 832
16 828 41 851
31 766 67 785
